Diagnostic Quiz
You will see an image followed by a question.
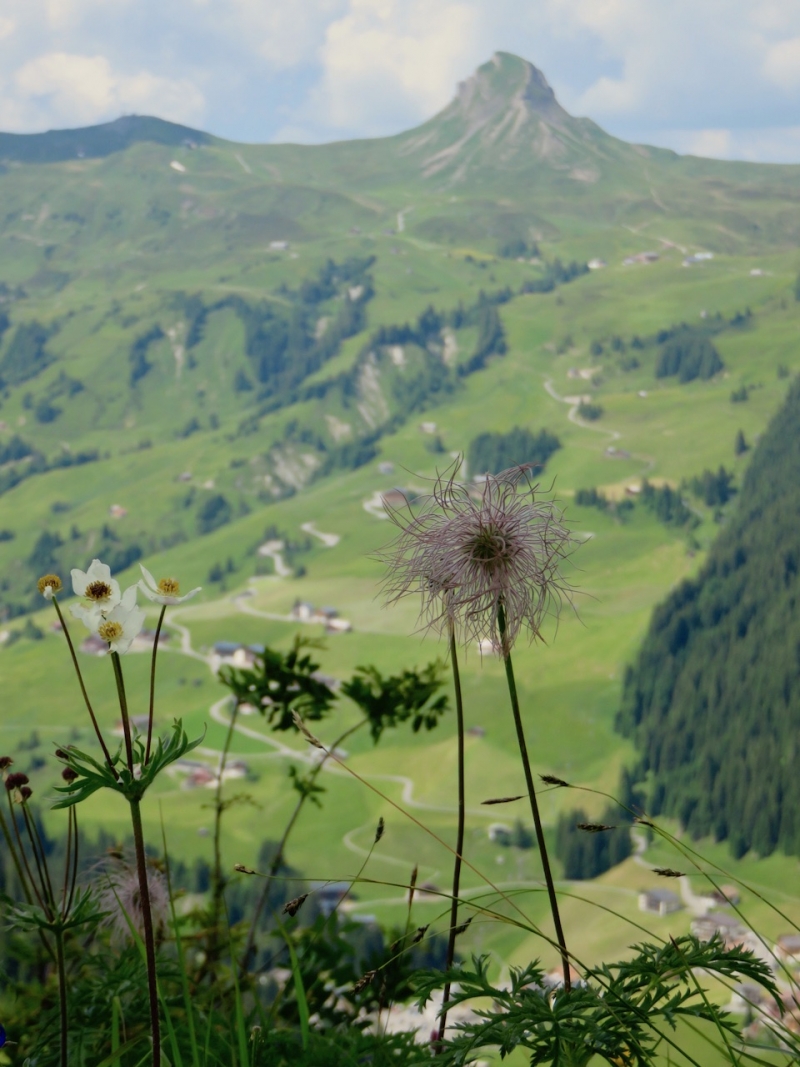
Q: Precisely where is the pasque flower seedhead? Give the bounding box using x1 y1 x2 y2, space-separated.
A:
380 462 575 651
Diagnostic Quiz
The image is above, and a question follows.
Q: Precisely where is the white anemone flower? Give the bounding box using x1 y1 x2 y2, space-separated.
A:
92 586 145 655
70 559 121 629
380 462 576 651
138 564 201 606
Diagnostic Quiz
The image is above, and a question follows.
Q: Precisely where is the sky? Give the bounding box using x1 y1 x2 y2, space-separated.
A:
1 0 800 162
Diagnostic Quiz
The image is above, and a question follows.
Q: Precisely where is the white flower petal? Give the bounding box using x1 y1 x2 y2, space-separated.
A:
139 564 157 592
71 567 89 597
120 584 139 610
86 559 112 585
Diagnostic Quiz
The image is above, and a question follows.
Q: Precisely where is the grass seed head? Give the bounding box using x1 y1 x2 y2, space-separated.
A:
283 893 308 917
540 774 571 787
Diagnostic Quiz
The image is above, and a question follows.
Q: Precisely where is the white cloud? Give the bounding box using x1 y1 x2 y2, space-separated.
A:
10 52 205 128
229 0 346 69
649 124 800 163
0 0 799 159
763 36 800 90
309 0 482 134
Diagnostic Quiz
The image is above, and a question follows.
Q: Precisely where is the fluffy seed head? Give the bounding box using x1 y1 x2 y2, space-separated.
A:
99 862 169 945
380 462 576 650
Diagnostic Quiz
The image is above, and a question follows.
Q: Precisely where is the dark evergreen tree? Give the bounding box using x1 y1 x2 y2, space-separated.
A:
617 377 800 857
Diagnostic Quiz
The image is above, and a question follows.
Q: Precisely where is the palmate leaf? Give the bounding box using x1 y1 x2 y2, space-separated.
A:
417 938 780 1067
52 719 205 807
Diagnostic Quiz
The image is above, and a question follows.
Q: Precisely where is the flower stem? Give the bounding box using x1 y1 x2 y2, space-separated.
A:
110 651 134 773
145 606 166 765
0 801 33 905
206 699 238 977
54 926 68 1067
109 651 161 1063
129 796 161 1067
436 625 466 1047
498 603 571 991
52 597 117 776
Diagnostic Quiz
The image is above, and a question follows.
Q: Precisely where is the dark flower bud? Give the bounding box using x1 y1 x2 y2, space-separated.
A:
62 768 79 783
19 786 32 802
55 749 69 760
0 756 13 771
5 772 29 791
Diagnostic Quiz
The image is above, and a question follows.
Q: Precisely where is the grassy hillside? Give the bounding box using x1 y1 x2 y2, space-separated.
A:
1 50 800 984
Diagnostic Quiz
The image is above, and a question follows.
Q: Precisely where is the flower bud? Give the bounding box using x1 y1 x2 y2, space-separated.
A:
37 574 63 599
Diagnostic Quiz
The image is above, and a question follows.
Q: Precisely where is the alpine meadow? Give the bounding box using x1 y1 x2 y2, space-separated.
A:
2 49 800 1066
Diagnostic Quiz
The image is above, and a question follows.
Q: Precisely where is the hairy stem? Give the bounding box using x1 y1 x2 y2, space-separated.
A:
498 603 571 991
207 699 238 976
52 597 117 776
436 626 466 1047
110 651 135 773
145 606 166 765
239 717 366 977
129 797 161 1067
110 650 160 1062
55 927 68 1067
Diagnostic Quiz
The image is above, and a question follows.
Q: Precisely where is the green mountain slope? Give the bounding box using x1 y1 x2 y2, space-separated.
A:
0 114 213 163
0 51 799 931
618 377 800 858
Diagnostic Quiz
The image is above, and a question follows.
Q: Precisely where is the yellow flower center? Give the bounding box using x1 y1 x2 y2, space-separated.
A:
98 621 123 642
86 580 113 602
37 574 62 594
157 578 180 596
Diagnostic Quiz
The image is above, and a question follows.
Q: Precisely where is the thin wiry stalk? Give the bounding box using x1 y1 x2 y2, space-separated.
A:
54 927 68 1067
436 625 466 1047
111 652 135 772
499 602 571 991
206 698 238 979
22 803 56 912
129 797 161 1067
145 605 166 765
0 801 32 904
8 793 45 910
239 716 367 978
110 651 161 1067
65 807 79 918
52 596 117 775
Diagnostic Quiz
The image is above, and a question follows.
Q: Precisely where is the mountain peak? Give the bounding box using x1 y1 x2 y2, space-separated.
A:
397 52 614 182
453 52 568 128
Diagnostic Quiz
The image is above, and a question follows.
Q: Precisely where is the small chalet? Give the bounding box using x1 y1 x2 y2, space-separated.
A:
638 889 682 916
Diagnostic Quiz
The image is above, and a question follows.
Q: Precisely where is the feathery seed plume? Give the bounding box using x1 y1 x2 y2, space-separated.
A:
380 462 575 650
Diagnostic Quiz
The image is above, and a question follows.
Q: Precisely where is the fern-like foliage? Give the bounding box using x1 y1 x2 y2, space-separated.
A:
414 936 780 1067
